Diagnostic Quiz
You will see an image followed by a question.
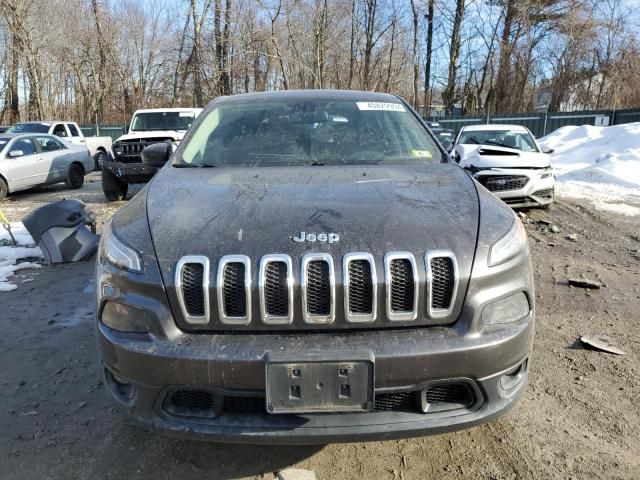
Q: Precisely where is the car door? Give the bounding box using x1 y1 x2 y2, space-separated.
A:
65 123 85 146
51 123 70 140
33 135 73 183
2 137 46 190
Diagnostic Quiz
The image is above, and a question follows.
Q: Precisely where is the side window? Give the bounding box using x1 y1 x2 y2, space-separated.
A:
35 136 64 152
52 124 68 137
67 123 80 137
10 138 38 156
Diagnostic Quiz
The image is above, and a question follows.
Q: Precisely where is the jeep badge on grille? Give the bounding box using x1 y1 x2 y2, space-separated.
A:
292 232 339 244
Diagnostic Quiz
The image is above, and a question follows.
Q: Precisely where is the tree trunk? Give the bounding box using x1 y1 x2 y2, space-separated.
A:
423 0 434 117
495 0 517 113
442 0 465 115
410 0 419 110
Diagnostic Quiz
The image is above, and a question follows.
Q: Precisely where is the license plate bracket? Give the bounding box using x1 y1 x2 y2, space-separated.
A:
265 351 375 414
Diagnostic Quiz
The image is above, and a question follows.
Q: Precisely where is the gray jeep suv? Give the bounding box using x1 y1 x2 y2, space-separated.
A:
95 90 534 444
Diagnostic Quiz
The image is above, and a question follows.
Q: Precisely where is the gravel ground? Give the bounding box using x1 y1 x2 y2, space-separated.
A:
0 173 639 479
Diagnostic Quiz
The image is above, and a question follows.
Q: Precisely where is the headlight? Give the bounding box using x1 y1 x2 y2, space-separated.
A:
99 222 143 272
540 169 554 179
113 143 123 155
489 218 527 267
101 301 152 333
482 292 530 325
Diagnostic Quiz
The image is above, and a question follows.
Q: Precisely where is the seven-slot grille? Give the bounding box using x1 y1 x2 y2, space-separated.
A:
175 251 456 326
477 175 529 192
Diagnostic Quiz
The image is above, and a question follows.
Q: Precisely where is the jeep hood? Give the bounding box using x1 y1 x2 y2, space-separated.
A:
114 130 187 143
146 163 480 286
456 144 551 169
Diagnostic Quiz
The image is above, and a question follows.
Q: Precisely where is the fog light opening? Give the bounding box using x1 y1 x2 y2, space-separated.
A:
105 368 135 400
500 359 528 391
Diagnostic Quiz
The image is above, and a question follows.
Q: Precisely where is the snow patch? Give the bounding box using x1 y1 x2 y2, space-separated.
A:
539 123 640 215
0 222 43 292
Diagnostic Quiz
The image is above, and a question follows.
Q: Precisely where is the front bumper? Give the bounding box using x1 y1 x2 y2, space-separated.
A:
97 316 533 444
103 160 158 184
475 169 555 208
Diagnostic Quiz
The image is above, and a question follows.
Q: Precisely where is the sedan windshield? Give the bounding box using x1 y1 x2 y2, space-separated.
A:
178 99 440 167
130 112 196 132
8 123 50 134
458 130 538 152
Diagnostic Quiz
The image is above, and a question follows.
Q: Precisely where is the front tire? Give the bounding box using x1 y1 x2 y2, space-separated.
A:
0 177 8 201
94 150 108 171
102 168 128 201
65 164 85 189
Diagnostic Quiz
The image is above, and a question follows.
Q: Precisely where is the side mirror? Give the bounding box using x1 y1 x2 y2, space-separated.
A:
541 146 554 154
8 150 24 158
141 142 171 167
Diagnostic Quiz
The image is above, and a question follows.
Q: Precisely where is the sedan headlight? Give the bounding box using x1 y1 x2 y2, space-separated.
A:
489 218 527 267
540 168 554 179
99 221 143 272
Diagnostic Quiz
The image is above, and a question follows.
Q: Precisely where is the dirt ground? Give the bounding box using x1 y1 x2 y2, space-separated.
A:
1 173 638 480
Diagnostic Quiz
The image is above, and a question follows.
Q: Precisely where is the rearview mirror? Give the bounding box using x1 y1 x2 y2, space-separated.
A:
141 142 171 167
8 150 24 158
541 146 554 154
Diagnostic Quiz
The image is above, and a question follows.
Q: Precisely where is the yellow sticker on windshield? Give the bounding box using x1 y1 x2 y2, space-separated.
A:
411 150 432 158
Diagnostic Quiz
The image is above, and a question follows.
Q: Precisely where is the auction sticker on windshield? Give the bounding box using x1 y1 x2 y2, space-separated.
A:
356 102 406 112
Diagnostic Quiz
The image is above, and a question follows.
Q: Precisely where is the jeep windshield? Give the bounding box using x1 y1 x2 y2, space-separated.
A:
177 98 441 167
130 112 196 132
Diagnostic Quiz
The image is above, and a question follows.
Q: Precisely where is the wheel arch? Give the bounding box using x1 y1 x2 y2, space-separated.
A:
0 172 10 193
70 160 86 175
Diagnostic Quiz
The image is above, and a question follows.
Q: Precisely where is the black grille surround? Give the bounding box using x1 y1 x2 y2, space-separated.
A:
478 175 529 192
161 382 478 420
114 138 173 163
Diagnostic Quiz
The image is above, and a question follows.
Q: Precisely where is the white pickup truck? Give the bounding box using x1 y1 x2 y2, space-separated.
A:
9 121 113 171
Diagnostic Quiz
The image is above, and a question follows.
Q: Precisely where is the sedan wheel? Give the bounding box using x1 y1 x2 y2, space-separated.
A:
65 164 85 189
0 177 8 201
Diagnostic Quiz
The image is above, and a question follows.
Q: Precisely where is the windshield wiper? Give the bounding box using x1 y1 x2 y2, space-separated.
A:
484 140 519 150
173 163 217 168
309 161 326 166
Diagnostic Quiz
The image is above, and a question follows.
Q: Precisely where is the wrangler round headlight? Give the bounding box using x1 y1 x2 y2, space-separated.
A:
489 218 527 267
99 221 143 272
482 292 530 325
